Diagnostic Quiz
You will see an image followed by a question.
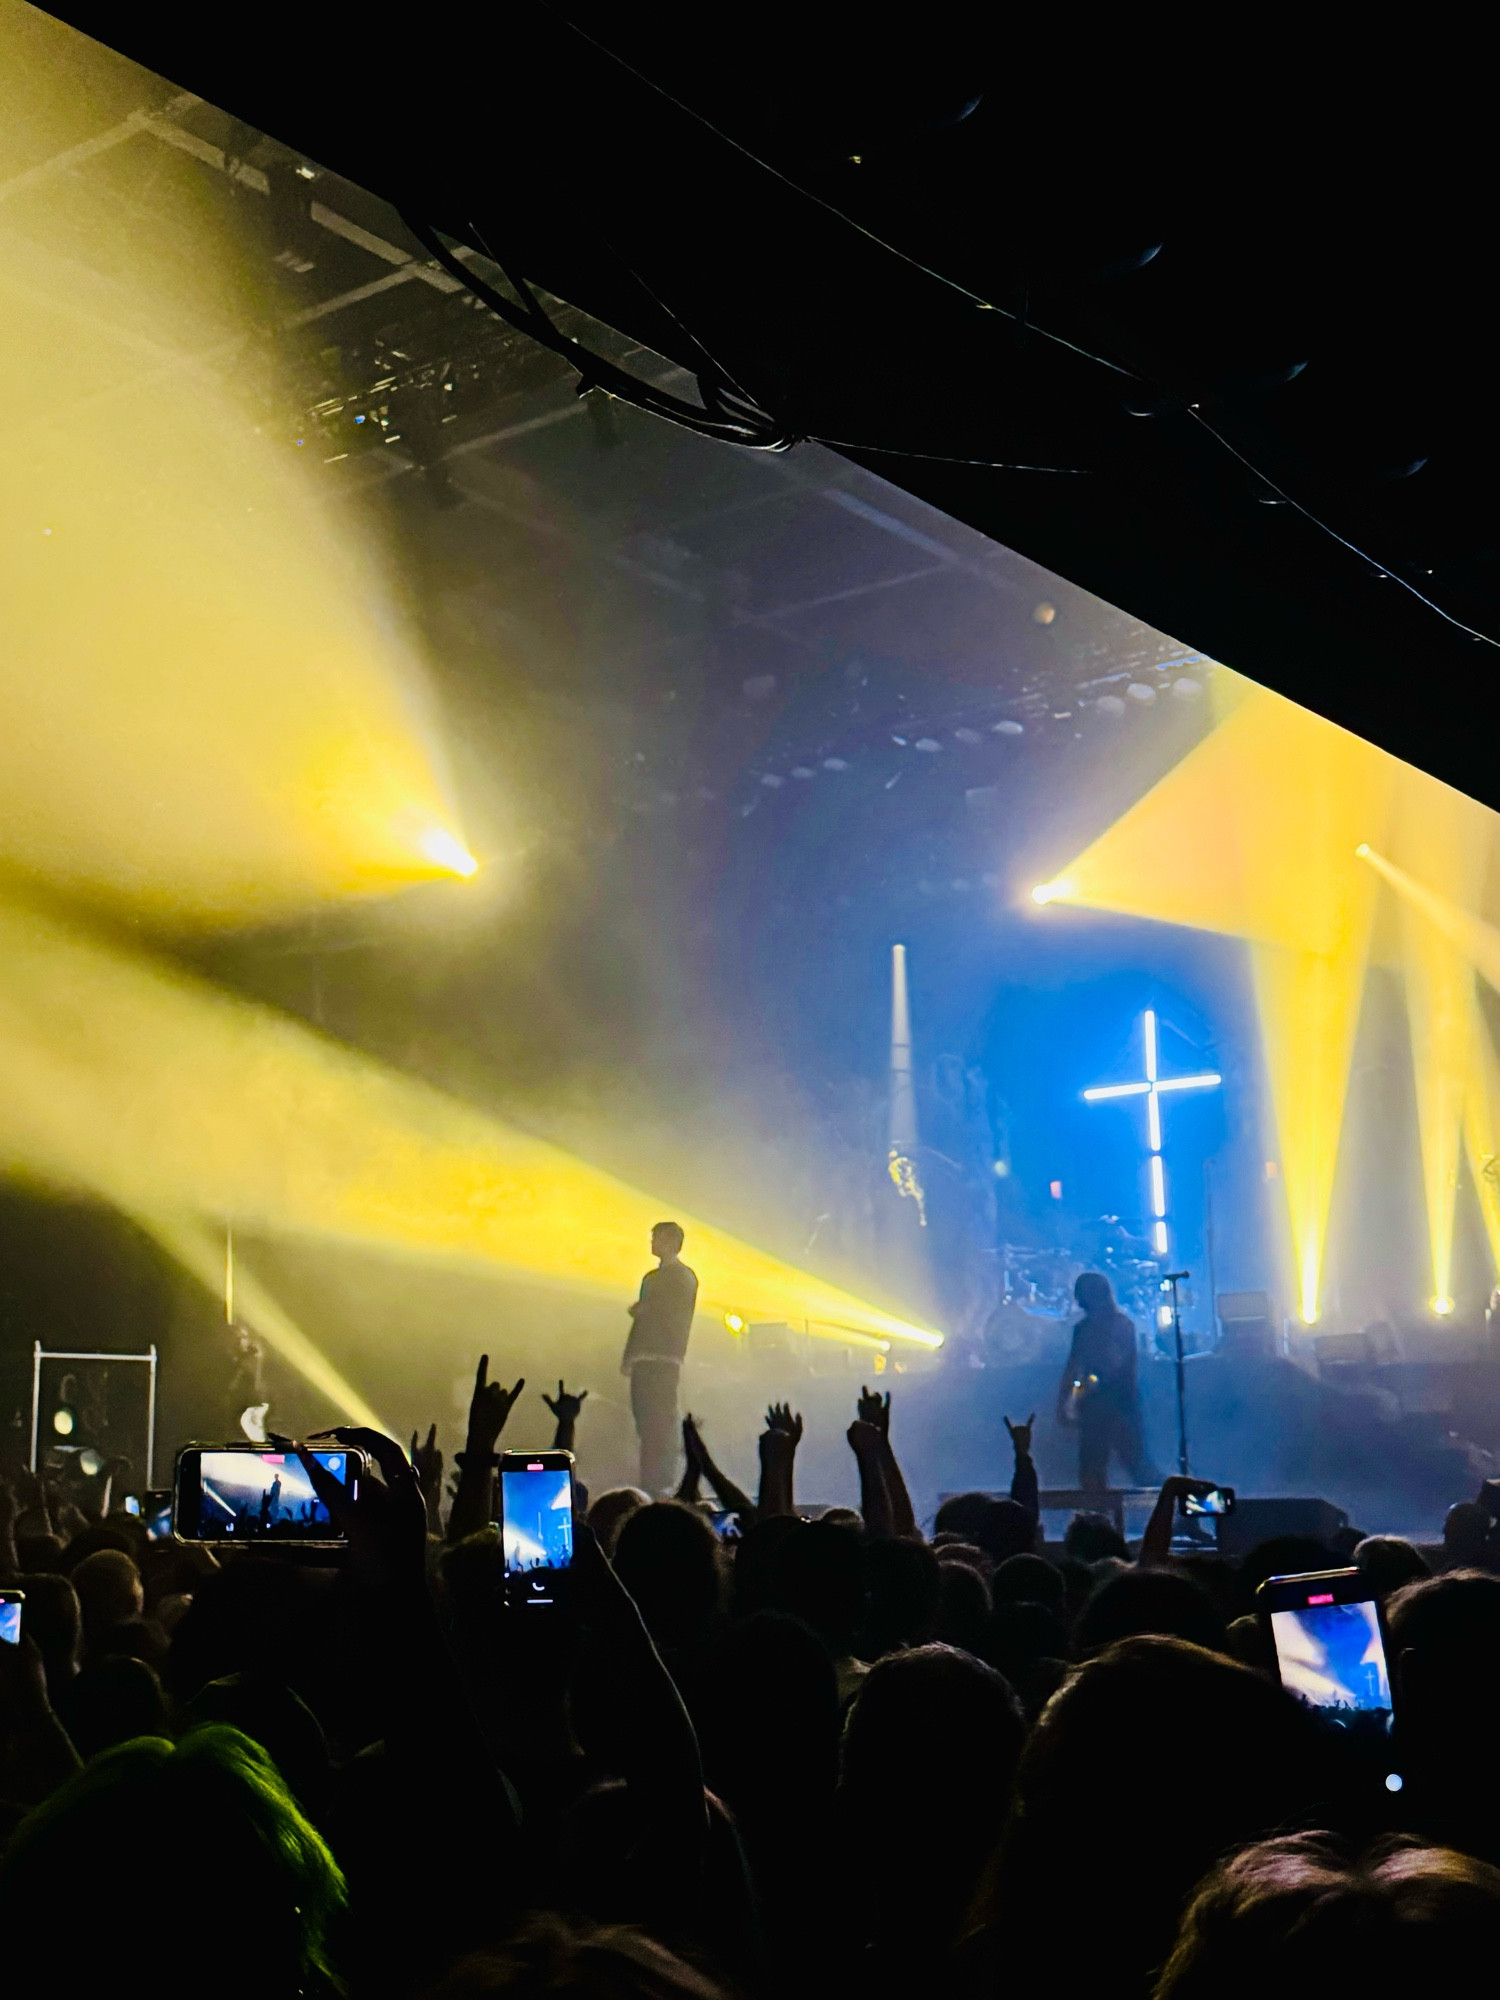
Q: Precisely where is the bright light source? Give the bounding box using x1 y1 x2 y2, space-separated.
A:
1300 1307 1320 1327
52 1405 74 1436
1433 1296 1456 1316
418 828 479 877
1355 842 1371 858
78 1447 103 1477
1031 878 1074 905
723 1313 745 1333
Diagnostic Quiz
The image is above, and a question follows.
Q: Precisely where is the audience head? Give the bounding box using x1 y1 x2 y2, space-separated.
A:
1156 1834 1500 2000
1076 1569 1226 1656
1064 1512 1129 1565
771 1519 867 1656
59 1654 168 1760
840 1645 1025 1943
976 1637 1332 1994
1442 1501 1492 1570
861 1536 940 1657
587 1487 651 1558
1355 1534 1431 1598
0 1725 344 1995
935 1558 992 1658
13 1571 80 1693
933 1493 1036 1565
612 1501 721 1652
650 1221 685 1260
992 1553 1065 1614
70 1547 144 1649
420 1913 730 2000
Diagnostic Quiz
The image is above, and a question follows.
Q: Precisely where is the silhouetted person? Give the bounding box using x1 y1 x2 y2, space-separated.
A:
1057 1271 1155 1494
621 1221 698 1494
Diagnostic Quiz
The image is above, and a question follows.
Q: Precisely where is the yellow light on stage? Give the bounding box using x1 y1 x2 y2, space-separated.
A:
724 1313 746 1334
1031 879 1075 906
417 828 480 878
0 895 943 1413
1433 1296 1456 1316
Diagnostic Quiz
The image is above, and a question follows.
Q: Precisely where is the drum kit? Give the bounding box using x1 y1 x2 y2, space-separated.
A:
978 1217 1168 1365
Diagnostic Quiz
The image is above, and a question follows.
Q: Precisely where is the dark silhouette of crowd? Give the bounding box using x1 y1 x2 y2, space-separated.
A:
7 1361 1500 2000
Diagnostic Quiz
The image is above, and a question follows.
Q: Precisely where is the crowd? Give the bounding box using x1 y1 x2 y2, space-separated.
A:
6 1362 1500 1998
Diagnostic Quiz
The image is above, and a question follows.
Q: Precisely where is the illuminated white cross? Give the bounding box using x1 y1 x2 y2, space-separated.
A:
1083 1009 1221 1258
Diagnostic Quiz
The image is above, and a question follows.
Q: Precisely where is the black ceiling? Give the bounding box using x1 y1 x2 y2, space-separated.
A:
36 5 1500 806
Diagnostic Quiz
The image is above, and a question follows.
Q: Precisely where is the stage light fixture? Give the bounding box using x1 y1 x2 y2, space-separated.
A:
52 1406 74 1436
1031 879 1074 905
723 1313 746 1333
1433 1296 1456 1315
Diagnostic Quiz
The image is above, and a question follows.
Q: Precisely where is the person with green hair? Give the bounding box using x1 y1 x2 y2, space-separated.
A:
0 1723 346 1995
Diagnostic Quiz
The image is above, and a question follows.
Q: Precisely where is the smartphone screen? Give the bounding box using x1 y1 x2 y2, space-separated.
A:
707 1507 742 1540
1183 1486 1236 1517
142 1491 174 1542
1260 1568 1393 1733
174 1447 355 1542
0 1593 23 1646
500 1452 574 1605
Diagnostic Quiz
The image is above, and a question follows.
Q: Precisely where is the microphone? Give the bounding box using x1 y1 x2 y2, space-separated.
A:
1162 1270 1190 1283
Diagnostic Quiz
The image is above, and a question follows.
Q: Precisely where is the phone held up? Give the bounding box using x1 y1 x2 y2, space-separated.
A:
1257 1565 1398 1756
498 1449 575 1609
0 1589 22 1647
1180 1485 1236 1517
172 1443 364 1546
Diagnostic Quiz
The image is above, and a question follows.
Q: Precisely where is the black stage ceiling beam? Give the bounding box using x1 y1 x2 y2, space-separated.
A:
34 6 1500 806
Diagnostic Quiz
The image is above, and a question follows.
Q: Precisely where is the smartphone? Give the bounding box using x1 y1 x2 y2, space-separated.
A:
1181 1485 1236 1517
499 1449 575 1607
173 1444 361 1545
0 1589 22 1646
1257 1567 1394 1733
137 1489 174 1541
706 1507 743 1540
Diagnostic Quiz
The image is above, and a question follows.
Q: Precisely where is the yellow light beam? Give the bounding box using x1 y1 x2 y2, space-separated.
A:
135 1211 394 1431
0 30 473 926
1034 681 1392 1324
1358 845 1500 997
0 893 943 1353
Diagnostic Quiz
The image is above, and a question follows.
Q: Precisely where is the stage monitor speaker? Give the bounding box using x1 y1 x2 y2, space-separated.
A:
1217 1290 1278 1360
1216 1495 1349 1557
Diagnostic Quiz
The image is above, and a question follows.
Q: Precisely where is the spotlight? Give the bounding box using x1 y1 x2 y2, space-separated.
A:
1300 1309 1320 1327
1433 1296 1456 1316
78 1448 103 1477
52 1405 75 1436
1031 878 1074 906
1355 842 1371 858
723 1313 745 1334
417 828 479 877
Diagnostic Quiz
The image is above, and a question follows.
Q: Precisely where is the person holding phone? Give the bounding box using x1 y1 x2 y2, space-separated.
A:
1056 1270 1157 1495
622 1221 698 1494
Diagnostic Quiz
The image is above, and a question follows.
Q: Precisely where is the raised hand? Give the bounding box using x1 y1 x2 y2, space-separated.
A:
541 1381 589 1425
410 1422 443 1486
857 1386 891 1436
847 1418 884 1458
681 1413 707 1470
1004 1412 1037 1457
763 1402 804 1444
758 1406 802 1520
465 1354 526 1454
410 1423 444 1532
301 1426 429 1593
